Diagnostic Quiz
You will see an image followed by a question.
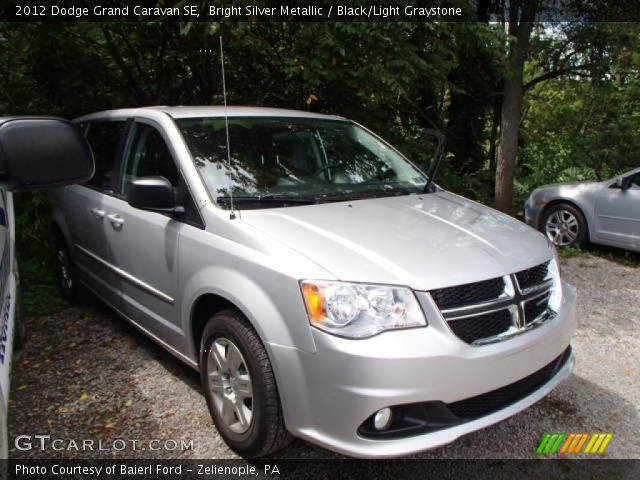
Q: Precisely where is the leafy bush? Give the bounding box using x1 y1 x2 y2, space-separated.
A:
14 192 68 315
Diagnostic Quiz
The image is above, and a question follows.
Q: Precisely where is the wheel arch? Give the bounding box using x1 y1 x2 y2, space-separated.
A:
190 293 238 359
183 268 316 365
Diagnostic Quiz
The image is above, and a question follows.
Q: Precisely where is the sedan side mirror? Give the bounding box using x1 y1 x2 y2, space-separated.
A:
127 176 184 214
0 117 94 191
621 175 635 192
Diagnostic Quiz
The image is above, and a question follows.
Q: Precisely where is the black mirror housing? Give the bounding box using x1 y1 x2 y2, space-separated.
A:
127 176 183 213
621 175 635 192
0 117 94 191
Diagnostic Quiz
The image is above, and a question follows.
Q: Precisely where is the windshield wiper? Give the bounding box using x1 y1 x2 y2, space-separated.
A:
216 194 318 206
313 187 416 203
217 187 417 208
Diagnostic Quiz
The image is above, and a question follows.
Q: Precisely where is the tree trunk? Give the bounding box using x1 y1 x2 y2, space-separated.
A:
488 95 501 172
494 1 538 214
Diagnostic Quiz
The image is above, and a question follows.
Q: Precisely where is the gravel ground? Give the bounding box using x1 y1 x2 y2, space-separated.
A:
8 256 640 460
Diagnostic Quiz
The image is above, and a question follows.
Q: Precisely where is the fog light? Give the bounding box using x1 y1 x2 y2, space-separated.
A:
373 407 393 431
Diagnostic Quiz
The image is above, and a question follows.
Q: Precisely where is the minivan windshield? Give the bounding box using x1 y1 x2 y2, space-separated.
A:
177 117 427 209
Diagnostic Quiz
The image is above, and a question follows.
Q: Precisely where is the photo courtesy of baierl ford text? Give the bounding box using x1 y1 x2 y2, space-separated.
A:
1 1 639 479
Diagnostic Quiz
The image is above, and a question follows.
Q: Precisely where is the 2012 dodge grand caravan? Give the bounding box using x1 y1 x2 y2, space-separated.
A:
50 106 577 458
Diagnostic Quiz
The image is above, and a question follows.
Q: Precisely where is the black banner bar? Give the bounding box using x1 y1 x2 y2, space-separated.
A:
1 0 640 22
3 459 640 480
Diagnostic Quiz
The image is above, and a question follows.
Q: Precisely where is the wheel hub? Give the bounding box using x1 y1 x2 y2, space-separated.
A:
545 209 579 246
207 337 253 434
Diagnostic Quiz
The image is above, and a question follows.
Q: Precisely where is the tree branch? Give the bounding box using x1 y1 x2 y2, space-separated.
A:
100 26 149 103
523 64 593 91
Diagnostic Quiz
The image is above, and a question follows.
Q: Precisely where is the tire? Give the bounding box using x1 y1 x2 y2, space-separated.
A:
541 203 588 247
200 309 292 458
54 236 90 305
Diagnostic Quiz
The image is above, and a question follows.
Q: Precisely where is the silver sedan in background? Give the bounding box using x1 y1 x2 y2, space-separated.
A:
525 167 640 252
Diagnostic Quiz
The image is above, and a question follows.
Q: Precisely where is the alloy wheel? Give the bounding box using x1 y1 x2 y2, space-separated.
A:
545 209 579 246
207 337 254 434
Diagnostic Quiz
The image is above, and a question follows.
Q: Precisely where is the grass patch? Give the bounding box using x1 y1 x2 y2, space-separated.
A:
19 251 69 316
558 245 591 260
14 191 70 316
558 243 640 267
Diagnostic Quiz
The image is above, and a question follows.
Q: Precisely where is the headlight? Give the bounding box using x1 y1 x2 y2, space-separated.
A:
300 280 427 338
547 251 563 313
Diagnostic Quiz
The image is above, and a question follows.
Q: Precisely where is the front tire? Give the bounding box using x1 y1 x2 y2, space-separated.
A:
542 203 588 247
200 309 292 458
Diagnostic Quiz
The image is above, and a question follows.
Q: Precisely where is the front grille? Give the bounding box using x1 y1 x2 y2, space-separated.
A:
524 293 551 324
431 261 555 346
447 310 512 344
515 262 549 290
448 347 572 419
430 277 504 310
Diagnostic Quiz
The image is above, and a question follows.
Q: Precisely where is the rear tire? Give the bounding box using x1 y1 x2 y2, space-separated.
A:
541 203 588 247
200 309 292 458
54 237 90 305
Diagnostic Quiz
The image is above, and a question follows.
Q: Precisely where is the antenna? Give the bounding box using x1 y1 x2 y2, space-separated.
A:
219 36 235 219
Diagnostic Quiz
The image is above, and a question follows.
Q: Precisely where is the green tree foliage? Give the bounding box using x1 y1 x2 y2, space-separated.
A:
516 22 640 211
0 20 637 311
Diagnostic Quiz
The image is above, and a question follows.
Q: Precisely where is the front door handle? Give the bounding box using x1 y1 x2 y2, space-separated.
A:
107 213 125 229
90 208 106 220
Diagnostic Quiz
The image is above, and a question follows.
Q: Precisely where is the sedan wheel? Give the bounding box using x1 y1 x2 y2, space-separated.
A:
542 203 587 247
545 210 579 246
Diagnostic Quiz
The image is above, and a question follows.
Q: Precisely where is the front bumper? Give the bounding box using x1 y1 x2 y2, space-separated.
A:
524 198 543 229
270 281 577 458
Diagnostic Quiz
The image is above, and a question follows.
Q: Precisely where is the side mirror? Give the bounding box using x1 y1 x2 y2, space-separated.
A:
0 117 94 191
127 176 184 214
621 175 635 192
613 177 624 189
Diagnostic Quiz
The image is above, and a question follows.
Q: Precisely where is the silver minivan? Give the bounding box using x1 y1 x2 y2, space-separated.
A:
51 106 577 458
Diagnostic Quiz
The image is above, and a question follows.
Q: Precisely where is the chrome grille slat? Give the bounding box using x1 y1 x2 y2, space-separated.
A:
519 278 553 296
443 299 515 321
430 261 556 345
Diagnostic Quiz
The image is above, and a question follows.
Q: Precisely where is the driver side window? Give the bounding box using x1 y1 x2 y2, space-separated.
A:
121 123 180 196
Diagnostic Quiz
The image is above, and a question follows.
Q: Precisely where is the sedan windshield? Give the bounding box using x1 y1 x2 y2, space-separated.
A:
177 116 427 209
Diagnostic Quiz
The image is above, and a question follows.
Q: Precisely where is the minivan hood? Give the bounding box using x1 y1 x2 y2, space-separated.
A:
240 192 553 291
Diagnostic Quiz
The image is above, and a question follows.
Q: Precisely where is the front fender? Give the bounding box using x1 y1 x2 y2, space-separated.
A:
181 266 317 362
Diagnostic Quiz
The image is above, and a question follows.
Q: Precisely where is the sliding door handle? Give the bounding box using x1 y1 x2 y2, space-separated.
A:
107 213 125 229
90 208 106 220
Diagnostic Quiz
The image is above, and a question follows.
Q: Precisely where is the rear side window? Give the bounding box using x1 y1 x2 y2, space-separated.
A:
85 121 126 191
121 123 180 196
